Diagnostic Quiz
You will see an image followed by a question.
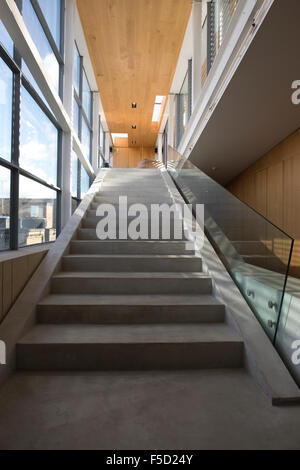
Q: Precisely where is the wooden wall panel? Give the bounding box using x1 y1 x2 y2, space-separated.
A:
255 169 267 217
113 147 155 168
267 162 283 229
227 128 300 278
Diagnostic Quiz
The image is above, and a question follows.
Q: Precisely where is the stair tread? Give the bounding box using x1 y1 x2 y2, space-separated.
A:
53 272 210 279
71 240 189 244
38 294 223 307
19 323 240 345
63 254 201 259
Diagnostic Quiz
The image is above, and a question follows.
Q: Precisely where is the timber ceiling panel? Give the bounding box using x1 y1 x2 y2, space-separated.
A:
77 0 192 147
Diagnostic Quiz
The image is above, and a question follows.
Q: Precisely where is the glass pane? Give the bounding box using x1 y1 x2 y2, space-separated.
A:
0 20 14 56
19 175 57 247
20 86 58 186
82 70 91 121
38 0 61 48
74 44 80 96
167 146 294 343
73 97 80 136
0 165 10 250
0 59 13 160
99 122 104 154
22 60 54 115
81 118 91 161
179 71 189 135
71 152 78 197
22 0 59 92
275 284 300 386
0 58 13 162
80 165 90 198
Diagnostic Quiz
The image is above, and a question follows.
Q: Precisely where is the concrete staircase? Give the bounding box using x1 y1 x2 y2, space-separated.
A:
16 169 244 372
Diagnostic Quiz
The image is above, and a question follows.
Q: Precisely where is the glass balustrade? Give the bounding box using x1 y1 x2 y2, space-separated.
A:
167 146 294 345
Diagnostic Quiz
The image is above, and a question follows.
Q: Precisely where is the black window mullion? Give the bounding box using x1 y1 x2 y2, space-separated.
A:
10 67 21 249
10 169 19 250
77 158 81 199
60 0 66 58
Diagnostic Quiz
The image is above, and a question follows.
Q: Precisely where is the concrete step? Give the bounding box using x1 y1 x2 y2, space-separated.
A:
77 228 189 241
82 216 184 231
17 323 243 371
94 189 168 197
62 254 202 272
93 195 172 204
37 294 225 324
90 201 176 210
51 272 212 295
70 240 194 255
85 210 180 218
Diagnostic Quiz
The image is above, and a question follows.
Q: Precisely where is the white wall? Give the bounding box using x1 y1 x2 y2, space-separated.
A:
158 0 270 162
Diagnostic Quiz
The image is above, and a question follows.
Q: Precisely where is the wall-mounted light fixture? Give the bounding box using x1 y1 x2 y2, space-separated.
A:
132 125 136 129
132 103 137 108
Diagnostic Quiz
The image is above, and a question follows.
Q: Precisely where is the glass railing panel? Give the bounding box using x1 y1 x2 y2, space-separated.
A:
167 146 294 343
275 283 300 386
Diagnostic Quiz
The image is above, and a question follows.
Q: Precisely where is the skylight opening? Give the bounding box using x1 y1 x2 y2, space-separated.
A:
152 95 165 122
111 133 128 144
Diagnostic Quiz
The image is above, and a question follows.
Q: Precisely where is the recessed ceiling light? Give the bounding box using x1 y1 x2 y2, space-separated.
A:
132 125 136 129
132 103 137 108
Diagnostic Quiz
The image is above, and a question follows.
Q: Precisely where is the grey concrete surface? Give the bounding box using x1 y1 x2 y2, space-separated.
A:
61 254 203 272
37 294 225 324
0 369 300 450
50 272 212 295
17 323 243 371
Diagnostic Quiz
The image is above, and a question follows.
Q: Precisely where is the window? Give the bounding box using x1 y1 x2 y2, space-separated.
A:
0 166 11 251
19 176 57 247
22 0 60 92
98 118 106 167
0 1 64 251
20 86 58 186
175 62 192 149
0 20 13 56
0 58 13 162
74 44 80 96
81 164 90 198
71 152 79 198
73 98 80 135
82 71 92 123
38 0 61 48
81 118 92 160
73 42 93 162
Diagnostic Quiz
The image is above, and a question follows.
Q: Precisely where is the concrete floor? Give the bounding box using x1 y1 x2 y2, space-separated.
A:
0 369 300 449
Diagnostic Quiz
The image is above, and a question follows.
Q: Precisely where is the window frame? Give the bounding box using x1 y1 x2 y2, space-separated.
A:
73 41 93 163
26 0 65 98
0 0 64 251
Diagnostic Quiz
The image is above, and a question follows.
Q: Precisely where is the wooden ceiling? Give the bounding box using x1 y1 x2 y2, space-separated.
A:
77 0 192 147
